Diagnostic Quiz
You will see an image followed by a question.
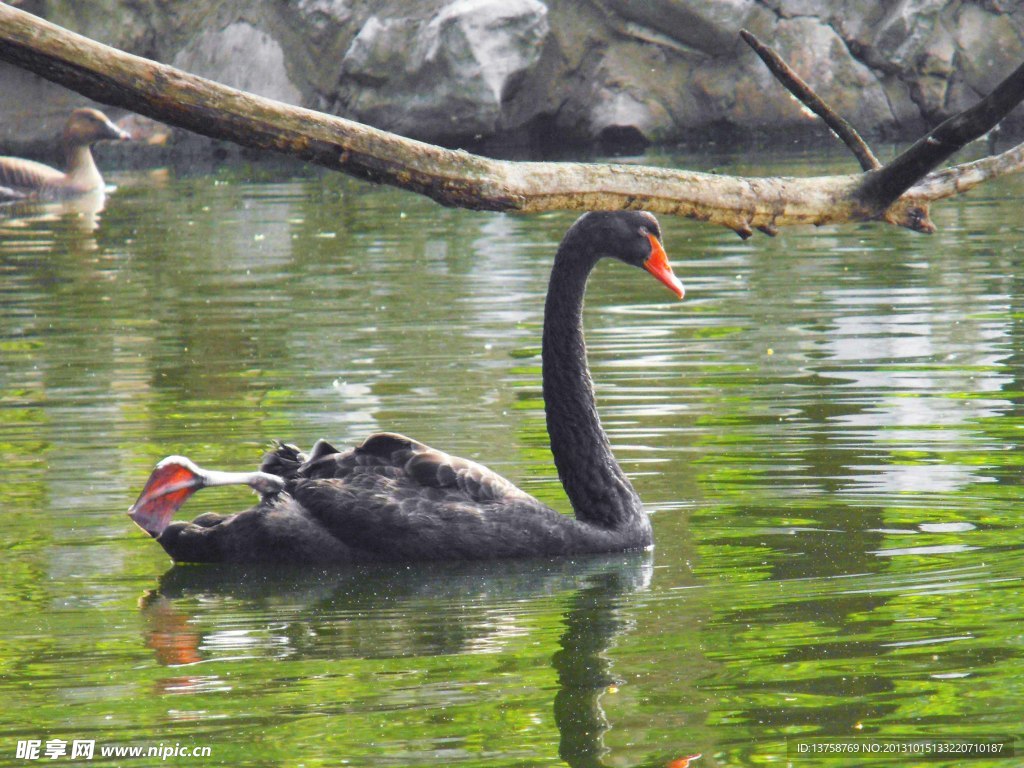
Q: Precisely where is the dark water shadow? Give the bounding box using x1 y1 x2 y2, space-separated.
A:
553 568 647 768
140 553 696 767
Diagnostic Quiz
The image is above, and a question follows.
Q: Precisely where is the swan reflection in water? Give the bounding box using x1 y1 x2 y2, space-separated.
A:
139 554 703 766
130 211 695 762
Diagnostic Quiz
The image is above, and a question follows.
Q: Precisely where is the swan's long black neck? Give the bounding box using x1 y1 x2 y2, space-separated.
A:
542 244 645 530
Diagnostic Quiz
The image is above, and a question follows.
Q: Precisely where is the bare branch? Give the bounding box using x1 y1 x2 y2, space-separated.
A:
906 143 1024 200
740 29 881 171
857 59 1024 212
0 4 1020 238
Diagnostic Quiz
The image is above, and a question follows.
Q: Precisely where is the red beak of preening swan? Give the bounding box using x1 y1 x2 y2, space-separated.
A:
129 456 287 538
643 233 685 299
128 457 206 537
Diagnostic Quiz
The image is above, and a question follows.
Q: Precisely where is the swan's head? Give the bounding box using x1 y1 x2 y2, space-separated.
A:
571 211 684 299
63 108 132 147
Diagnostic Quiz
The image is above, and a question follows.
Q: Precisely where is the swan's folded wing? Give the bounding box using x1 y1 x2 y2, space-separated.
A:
289 432 558 559
403 447 534 503
292 477 564 560
298 431 532 504
0 157 63 196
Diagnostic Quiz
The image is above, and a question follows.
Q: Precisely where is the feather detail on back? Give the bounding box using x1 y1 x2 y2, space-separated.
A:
256 433 557 560
294 432 533 504
0 157 64 198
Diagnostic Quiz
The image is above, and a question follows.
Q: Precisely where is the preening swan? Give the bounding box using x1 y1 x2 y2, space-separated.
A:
128 210 684 563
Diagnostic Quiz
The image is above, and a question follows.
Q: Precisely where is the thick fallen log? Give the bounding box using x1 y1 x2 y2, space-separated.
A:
0 4 1021 236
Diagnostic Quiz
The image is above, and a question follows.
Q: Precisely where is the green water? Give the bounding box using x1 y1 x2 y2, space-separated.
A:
0 149 1022 767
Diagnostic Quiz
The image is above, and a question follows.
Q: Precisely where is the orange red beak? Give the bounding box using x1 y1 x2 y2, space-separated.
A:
642 234 684 299
129 457 204 537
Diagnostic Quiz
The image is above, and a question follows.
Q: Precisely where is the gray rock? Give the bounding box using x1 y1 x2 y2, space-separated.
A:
172 21 303 105
953 4 1024 97
3 0 1024 151
336 0 549 143
595 0 756 56
770 17 893 130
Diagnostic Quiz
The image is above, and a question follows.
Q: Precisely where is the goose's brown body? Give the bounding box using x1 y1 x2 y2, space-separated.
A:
129 211 684 564
0 109 129 201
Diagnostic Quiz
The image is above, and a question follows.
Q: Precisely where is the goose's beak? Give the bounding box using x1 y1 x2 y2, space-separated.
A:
103 118 131 142
643 234 685 299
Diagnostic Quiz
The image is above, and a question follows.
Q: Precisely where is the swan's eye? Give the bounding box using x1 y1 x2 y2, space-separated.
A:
638 226 649 238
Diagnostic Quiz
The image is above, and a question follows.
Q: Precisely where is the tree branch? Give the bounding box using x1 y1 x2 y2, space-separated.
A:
857 59 1024 213
0 4 1021 237
739 29 881 171
905 142 1024 200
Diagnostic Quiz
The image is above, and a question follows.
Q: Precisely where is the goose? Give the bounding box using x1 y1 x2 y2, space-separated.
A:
0 108 129 201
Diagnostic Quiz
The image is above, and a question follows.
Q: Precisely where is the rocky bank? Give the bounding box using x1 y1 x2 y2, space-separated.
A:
2 0 1023 153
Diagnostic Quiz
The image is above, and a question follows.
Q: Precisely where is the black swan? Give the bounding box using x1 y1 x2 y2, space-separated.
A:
0 108 129 201
129 210 684 563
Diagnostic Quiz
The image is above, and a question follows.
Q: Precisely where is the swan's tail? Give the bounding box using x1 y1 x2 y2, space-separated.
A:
260 441 306 480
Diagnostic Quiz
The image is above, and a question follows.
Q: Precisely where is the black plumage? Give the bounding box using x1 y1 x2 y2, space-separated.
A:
129 210 684 563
